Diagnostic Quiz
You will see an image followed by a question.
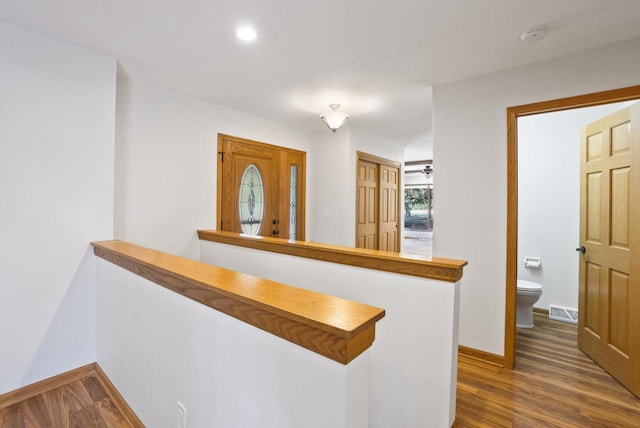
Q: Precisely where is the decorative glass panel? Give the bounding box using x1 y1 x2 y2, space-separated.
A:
289 165 298 240
238 164 264 235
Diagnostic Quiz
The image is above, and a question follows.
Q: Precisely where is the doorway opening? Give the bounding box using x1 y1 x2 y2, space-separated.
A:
505 86 640 377
403 160 433 256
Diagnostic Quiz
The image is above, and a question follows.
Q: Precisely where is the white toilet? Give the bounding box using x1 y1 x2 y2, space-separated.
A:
516 280 543 328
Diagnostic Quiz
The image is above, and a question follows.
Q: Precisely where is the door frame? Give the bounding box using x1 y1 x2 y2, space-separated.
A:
504 85 640 369
355 151 401 251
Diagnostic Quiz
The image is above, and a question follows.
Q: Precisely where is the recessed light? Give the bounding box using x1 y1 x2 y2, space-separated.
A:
236 26 257 42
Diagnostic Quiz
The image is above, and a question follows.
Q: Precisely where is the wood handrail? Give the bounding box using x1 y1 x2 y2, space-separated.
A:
197 230 468 282
91 240 385 364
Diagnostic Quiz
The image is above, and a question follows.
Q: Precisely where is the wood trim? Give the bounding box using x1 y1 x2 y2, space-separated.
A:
458 345 505 368
505 106 518 370
507 85 640 117
504 85 640 371
92 240 385 365
532 306 549 315
357 150 402 169
216 137 224 230
0 363 96 410
94 364 144 427
198 230 467 282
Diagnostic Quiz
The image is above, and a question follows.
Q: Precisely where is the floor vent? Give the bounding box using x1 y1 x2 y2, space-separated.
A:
549 305 578 324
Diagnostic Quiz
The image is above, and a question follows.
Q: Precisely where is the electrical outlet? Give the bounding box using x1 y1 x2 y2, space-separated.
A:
177 401 187 428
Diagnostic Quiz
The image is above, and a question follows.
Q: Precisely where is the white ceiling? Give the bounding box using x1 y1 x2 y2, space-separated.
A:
3 0 640 147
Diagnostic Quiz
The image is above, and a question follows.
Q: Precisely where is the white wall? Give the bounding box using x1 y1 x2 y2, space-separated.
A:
309 125 404 247
199 240 460 428
433 37 640 356
518 102 634 311
308 127 352 246
96 257 369 428
404 134 433 162
114 76 311 258
115 77 407 253
0 21 116 393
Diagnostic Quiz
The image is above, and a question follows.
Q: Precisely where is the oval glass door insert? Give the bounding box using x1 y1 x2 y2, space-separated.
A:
238 164 264 235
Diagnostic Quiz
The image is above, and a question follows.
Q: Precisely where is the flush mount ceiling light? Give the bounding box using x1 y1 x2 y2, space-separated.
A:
520 26 547 45
236 26 257 41
320 104 350 133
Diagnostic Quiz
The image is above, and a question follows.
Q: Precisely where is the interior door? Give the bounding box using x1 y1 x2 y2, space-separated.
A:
356 160 378 249
219 136 279 237
379 165 399 251
578 102 640 397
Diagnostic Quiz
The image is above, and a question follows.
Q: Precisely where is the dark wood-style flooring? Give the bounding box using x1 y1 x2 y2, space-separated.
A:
457 313 640 427
0 376 135 427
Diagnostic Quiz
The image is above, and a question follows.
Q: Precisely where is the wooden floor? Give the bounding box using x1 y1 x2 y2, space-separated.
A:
456 313 640 427
0 375 135 427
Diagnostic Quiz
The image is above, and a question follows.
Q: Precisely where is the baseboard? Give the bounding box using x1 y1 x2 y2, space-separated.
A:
0 363 96 410
94 363 144 427
533 307 549 315
0 362 143 427
458 345 505 367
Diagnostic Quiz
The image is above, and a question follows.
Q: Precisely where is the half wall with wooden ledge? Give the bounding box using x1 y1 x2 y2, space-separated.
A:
198 230 468 428
93 240 385 427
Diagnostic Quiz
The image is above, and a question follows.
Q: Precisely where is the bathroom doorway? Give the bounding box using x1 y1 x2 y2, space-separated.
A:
517 101 635 323
504 85 640 373
514 100 640 397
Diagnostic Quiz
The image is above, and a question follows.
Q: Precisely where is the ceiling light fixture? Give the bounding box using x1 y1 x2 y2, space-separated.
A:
236 26 257 41
320 104 349 133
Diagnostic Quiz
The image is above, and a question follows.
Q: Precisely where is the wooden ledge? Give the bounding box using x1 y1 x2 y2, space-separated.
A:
92 240 385 365
198 230 468 282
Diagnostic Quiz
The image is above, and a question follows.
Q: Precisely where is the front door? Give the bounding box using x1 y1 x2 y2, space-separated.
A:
578 102 640 397
218 134 306 239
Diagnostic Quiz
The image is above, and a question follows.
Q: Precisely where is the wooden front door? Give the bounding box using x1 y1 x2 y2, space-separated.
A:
578 102 640 397
218 134 306 239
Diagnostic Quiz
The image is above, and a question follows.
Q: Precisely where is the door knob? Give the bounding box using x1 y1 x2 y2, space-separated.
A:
576 246 586 254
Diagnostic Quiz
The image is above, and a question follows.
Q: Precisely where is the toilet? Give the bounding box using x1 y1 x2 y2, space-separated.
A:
516 280 543 328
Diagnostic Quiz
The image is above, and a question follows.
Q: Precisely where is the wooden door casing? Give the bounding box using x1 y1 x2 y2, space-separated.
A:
578 103 640 396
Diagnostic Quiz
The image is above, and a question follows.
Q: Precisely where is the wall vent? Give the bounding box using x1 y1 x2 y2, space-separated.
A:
549 305 578 324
